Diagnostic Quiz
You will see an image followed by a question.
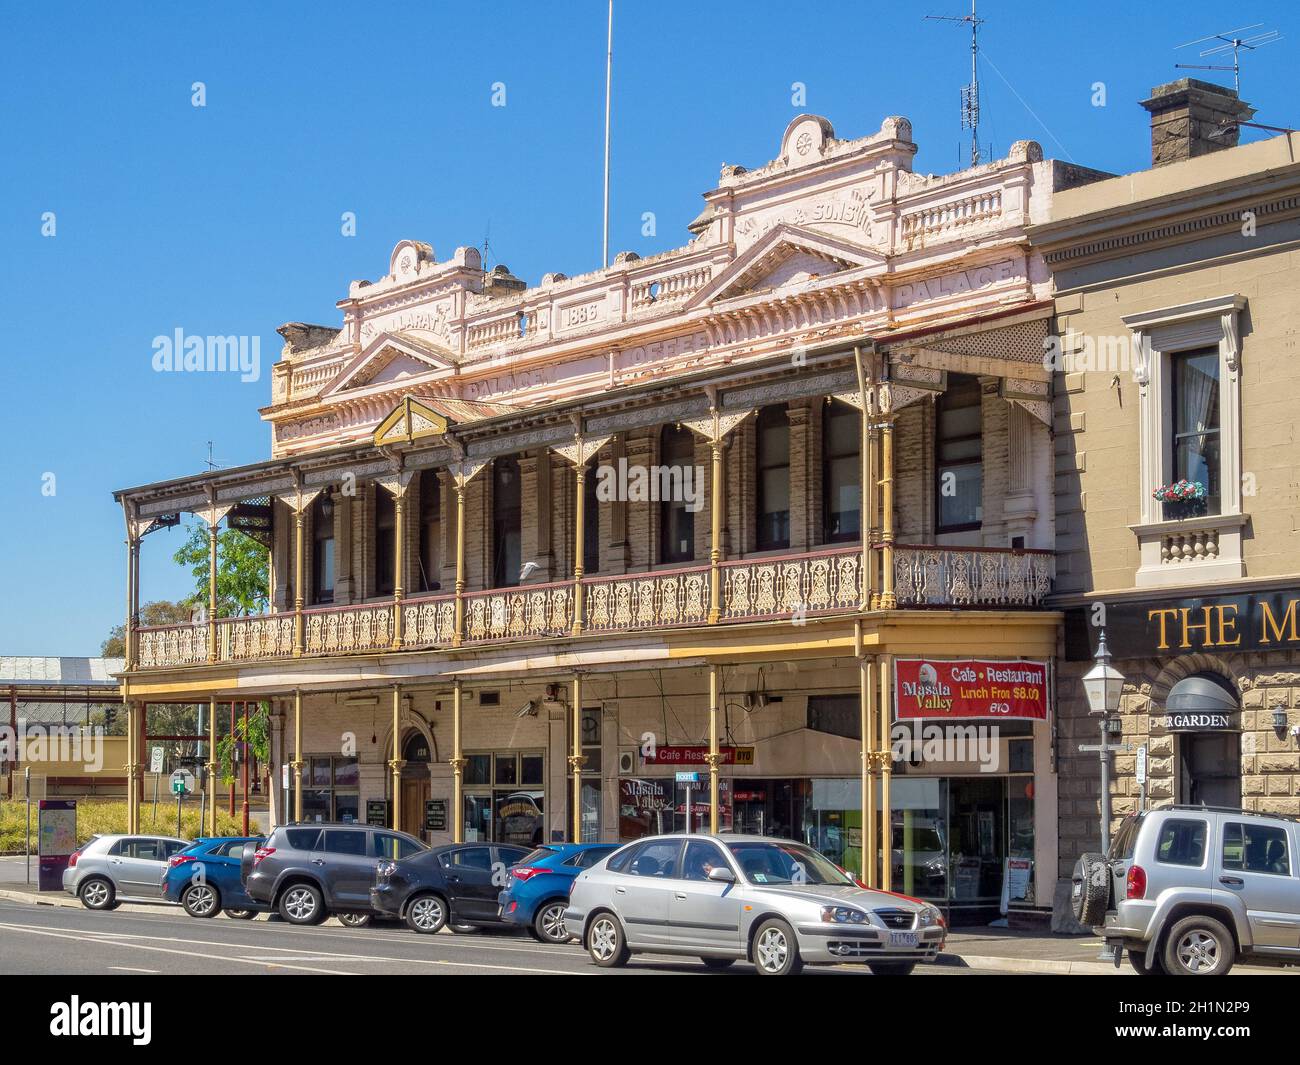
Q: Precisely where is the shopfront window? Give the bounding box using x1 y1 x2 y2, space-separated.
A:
462 750 545 845
302 755 360 823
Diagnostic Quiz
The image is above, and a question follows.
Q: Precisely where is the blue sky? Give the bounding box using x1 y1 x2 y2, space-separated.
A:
1 1 1294 655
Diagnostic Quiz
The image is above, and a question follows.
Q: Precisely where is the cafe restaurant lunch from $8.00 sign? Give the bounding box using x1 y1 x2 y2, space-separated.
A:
894 659 1048 720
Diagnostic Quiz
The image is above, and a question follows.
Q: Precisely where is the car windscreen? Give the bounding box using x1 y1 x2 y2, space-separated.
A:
726 841 854 886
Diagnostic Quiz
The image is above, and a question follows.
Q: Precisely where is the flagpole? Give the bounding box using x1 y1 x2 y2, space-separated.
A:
602 0 613 268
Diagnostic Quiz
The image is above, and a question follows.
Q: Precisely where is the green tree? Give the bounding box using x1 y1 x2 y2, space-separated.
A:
172 525 269 617
215 702 270 786
102 599 194 656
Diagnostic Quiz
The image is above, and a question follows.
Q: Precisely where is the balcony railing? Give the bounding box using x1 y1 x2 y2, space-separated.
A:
892 544 1053 608
131 544 1053 669
720 547 862 622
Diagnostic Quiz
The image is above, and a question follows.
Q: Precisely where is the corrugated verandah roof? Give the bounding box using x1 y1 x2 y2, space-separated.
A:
0 657 125 688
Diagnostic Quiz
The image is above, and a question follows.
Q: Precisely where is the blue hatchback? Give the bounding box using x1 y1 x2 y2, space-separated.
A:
498 843 620 943
163 836 265 919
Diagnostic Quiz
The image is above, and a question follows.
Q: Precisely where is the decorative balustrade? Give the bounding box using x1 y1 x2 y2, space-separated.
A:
720 547 862 621
462 582 574 643
465 311 536 351
893 545 1053 608
137 623 209 669
630 266 713 311
304 602 395 655
219 614 295 660
584 566 710 632
402 594 458 648
131 545 1054 669
900 190 1002 242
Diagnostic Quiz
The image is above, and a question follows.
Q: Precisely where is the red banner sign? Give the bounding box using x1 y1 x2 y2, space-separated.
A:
894 659 1048 721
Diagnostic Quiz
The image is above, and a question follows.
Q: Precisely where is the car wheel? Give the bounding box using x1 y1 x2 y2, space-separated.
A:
1070 852 1111 928
867 961 917 976
78 877 116 911
405 894 448 935
223 909 257 920
337 913 372 928
182 883 221 918
278 883 324 925
586 912 630 967
752 918 803 976
1128 947 1166 975
700 956 735 970
533 901 571 944
1163 915 1234 976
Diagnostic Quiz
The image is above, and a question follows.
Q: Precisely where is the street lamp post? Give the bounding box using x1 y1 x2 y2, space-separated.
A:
1081 629 1127 852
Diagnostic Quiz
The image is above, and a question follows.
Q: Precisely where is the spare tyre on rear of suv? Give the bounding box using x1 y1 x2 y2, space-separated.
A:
1071 852 1111 928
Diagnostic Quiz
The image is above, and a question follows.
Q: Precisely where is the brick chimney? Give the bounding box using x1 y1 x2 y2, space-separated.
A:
1140 78 1255 166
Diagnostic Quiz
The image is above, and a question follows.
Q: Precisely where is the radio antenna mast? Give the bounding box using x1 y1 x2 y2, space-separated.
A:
602 0 614 268
926 0 985 168
1176 24 1281 94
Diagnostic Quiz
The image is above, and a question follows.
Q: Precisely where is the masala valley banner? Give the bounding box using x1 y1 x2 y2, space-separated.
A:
1064 586 1300 661
894 659 1049 721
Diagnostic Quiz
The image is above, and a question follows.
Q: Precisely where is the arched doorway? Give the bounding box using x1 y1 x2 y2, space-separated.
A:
400 730 433 841
1167 673 1241 808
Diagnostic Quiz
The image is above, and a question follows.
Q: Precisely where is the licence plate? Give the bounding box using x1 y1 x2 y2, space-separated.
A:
889 932 918 948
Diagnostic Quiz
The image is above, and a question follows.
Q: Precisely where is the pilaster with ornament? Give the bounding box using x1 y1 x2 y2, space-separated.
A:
550 429 613 635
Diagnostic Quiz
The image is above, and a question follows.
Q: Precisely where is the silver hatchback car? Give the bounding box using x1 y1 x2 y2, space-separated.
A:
63 834 190 910
565 833 946 975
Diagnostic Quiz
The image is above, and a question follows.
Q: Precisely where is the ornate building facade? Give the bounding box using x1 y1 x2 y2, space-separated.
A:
115 112 1096 921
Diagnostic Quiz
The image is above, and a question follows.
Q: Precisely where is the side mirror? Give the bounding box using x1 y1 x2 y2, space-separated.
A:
706 866 736 883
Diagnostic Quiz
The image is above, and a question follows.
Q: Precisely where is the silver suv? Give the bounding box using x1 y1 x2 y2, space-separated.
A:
1073 806 1300 975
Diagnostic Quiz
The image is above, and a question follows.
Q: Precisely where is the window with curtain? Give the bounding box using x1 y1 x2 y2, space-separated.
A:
311 494 335 604
1171 347 1221 514
492 456 521 587
374 487 395 597
756 404 790 550
821 403 860 544
659 425 696 563
935 374 983 532
417 470 441 592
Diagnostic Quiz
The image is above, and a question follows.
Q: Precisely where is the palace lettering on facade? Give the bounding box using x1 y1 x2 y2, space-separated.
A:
114 112 1100 921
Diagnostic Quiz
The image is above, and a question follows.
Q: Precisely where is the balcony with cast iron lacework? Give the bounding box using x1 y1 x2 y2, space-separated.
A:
131 543 1053 669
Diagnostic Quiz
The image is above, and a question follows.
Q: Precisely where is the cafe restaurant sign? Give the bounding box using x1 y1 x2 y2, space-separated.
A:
894 659 1048 721
1065 587 1300 661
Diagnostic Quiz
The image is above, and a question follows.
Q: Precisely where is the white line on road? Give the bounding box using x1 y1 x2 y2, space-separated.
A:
0 923 358 975
109 966 160 974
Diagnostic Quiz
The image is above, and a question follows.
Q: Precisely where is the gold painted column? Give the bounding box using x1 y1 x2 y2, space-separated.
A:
571 459 588 636
126 698 136 833
879 654 893 892
123 512 139 670
878 413 896 610
392 491 406 649
680 402 751 625
707 439 724 623
293 507 306 656
861 654 877 887
389 685 403 831
207 696 218 835
569 674 585 842
207 521 219 662
853 346 873 612
707 665 721 833
292 689 304 821
453 481 467 646
450 679 464 843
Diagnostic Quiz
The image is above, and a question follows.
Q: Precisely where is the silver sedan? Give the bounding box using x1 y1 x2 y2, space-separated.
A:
565 833 946 975
63 834 190 910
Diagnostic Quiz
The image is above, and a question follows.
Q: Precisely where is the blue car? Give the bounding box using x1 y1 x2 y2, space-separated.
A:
163 836 265 920
498 843 620 943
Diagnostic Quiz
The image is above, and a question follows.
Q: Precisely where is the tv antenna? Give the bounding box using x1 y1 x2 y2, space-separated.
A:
1175 24 1281 94
925 0 985 168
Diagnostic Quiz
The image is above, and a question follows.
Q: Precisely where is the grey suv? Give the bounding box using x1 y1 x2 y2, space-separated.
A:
1073 806 1300 975
242 823 428 925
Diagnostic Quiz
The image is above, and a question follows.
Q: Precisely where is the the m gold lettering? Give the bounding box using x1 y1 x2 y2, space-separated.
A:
1260 599 1300 645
